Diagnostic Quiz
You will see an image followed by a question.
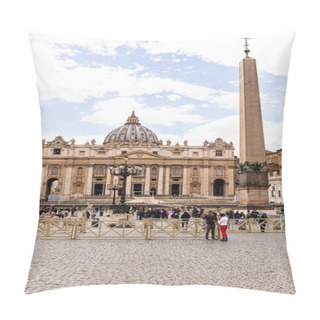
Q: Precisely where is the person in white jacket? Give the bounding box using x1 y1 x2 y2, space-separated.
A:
219 213 229 241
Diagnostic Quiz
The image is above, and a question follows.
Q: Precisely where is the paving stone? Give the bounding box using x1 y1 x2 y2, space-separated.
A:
25 233 295 294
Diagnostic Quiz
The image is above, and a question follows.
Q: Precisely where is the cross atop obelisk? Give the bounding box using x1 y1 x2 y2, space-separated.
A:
242 37 251 57
239 38 266 163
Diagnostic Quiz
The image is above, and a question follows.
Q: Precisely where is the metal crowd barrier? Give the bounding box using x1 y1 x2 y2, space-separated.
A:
37 218 285 240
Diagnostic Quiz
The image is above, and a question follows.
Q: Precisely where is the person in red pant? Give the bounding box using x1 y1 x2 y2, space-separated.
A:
219 213 229 241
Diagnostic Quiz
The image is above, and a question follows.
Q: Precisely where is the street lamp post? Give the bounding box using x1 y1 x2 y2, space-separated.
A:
109 156 142 206
107 183 121 212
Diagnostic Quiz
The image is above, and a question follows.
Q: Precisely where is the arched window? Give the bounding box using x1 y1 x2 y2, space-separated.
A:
216 168 222 176
97 167 104 175
151 167 157 175
173 167 179 175
77 167 83 176
51 167 58 175
193 168 198 175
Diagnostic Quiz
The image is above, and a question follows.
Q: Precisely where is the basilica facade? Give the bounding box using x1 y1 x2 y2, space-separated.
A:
41 112 238 200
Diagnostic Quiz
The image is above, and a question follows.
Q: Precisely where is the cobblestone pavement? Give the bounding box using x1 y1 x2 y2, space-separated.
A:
25 233 295 294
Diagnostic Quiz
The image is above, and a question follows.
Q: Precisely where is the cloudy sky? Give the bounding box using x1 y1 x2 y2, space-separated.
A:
30 32 294 154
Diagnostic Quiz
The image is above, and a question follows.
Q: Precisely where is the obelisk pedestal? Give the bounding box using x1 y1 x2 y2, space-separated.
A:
239 171 269 206
238 47 269 207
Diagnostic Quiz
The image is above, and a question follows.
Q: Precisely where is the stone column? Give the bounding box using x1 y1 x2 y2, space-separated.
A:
164 165 170 195
157 165 164 195
63 165 73 196
227 165 234 195
126 175 132 196
144 165 151 195
182 166 189 195
85 165 93 195
201 166 209 196
105 166 111 195
40 164 47 197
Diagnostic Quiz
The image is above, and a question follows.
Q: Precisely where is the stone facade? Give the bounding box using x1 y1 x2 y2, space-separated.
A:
266 149 283 204
41 113 238 200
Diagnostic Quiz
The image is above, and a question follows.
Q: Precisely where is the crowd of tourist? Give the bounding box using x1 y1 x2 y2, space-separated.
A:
39 205 284 240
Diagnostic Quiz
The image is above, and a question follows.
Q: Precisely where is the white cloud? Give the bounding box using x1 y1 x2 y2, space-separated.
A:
81 98 207 127
210 91 239 110
157 133 184 145
167 94 181 101
183 115 239 150
134 64 144 72
151 56 162 62
180 115 283 155
263 120 283 151
31 34 222 103
138 32 295 76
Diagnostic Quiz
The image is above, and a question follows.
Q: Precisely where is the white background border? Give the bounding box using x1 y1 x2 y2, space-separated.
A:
1 1 319 319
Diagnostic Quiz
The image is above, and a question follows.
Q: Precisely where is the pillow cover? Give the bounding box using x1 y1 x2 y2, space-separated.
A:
25 32 295 294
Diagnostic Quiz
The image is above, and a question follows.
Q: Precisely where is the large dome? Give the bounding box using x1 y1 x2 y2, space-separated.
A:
103 111 159 144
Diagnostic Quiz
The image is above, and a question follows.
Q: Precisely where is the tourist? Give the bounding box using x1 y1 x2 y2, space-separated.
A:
280 210 285 228
181 210 191 229
219 213 229 241
258 212 268 232
251 209 259 219
234 211 240 224
203 211 218 240
192 207 198 218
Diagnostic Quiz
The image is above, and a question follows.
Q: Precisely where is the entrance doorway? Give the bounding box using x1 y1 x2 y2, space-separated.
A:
133 184 143 196
93 184 104 195
150 187 156 196
46 178 59 196
171 184 180 196
213 179 225 196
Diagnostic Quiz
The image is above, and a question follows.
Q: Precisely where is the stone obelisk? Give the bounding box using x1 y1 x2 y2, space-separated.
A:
238 39 269 207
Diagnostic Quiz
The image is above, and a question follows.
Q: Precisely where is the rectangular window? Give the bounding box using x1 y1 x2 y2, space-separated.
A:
122 151 127 154
152 151 158 155
79 151 85 155
151 178 157 181
173 152 180 156
53 148 61 155
216 150 222 156
193 152 199 156
98 151 106 155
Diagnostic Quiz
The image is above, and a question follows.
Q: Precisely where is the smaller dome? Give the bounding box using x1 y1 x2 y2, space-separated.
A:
103 111 159 144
